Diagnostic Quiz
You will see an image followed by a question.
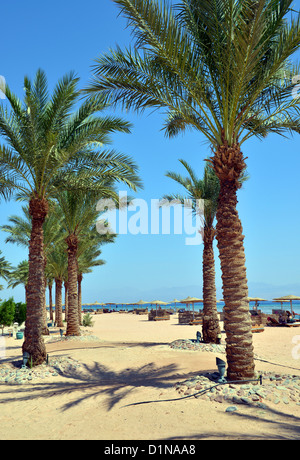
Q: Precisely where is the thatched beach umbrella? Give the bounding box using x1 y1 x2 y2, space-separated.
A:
171 298 180 311
150 300 168 312
247 297 267 310
180 296 203 319
273 299 289 311
273 295 300 315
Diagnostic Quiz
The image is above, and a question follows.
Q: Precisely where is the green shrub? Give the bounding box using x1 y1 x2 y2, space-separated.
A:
0 297 16 334
82 313 94 327
14 302 27 325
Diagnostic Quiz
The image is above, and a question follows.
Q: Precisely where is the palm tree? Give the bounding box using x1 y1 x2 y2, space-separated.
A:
54 190 115 336
46 244 68 328
86 0 300 379
0 69 141 365
46 274 54 322
1 203 65 333
163 160 221 343
77 227 113 323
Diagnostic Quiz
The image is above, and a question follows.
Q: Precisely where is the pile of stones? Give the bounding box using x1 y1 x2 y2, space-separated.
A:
170 339 226 354
174 370 300 410
0 356 84 384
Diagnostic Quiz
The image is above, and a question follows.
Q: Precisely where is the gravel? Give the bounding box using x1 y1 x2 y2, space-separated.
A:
174 370 300 409
0 356 85 384
0 334 99 384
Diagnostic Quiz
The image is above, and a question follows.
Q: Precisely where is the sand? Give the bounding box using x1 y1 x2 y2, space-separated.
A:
0 312 300 440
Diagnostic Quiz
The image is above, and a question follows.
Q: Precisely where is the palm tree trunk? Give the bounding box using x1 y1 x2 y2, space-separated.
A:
202 225 221 343
49 283 53 321
77 273 83 326
66 234 80 336
55 278 63 327
64 281 68 322
211 141 255 380
42 264 49 335
22 196 48 366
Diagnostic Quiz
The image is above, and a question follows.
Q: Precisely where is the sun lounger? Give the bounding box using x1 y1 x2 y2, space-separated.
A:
267 317 285 327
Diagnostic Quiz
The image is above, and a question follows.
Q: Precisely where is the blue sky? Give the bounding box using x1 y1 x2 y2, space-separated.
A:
1 0 300 303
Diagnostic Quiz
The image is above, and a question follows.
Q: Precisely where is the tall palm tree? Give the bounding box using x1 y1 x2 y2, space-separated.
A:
54 190 115 336
1 203 65 333
0 69 142 365
86 0 300 379
163 160 221 343
46 244 68 328
46 274 54 322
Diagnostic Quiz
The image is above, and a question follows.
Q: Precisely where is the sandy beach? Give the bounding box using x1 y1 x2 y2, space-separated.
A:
0 312 300 441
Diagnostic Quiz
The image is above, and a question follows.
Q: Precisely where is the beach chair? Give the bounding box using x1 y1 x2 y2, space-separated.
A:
267 317 285 327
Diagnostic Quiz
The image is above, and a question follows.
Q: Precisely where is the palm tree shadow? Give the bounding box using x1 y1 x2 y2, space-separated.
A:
0 361 208 413
60 361 198 412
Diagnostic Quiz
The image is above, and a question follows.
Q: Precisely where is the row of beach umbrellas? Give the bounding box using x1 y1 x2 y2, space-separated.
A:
85 297 204 307
247 295 300 314
49 295 300 315
85 295 300 312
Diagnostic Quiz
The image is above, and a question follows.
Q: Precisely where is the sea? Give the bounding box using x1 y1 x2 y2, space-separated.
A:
82 301 300 316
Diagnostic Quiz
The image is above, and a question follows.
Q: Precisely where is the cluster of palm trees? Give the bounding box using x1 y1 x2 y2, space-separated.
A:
1 199 114 329
0 70 142 365
1 0 300 381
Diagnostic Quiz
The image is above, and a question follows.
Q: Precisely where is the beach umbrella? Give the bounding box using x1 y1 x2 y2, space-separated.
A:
172 298 180 306
171 298 180 311
135 300 149 305
273 295 300 315
247 297 267 310
180 296 203 319
150 300 168 312
272 299 289 311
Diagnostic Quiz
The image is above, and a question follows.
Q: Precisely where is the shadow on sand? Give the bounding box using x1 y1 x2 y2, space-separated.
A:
0 358 300 439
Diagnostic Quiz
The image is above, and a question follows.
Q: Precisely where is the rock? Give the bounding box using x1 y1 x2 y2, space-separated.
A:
225 406 238 412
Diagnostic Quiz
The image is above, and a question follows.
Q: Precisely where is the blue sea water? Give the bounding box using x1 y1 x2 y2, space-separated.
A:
82 301 300 316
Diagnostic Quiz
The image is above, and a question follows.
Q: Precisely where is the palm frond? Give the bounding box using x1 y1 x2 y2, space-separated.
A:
86 0 300 148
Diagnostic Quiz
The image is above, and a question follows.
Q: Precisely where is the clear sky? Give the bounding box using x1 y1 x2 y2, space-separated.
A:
1 0 300 303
